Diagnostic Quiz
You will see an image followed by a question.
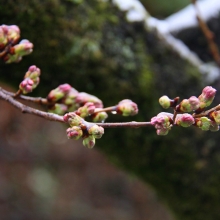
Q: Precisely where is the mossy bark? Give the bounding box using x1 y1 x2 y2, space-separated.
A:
1 1 220 220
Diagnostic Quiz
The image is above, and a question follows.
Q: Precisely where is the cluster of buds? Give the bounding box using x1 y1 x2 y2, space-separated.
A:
19 65 41 94
0 25 33 63
153 86 220 135
64 112 104 148
47 84 104 120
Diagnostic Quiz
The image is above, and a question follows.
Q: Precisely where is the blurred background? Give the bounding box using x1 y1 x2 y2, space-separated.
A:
1 0 220 220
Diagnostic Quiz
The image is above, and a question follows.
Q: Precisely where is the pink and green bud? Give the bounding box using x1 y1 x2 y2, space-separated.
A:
19 78 34 94
0 26 8 49
76 102 96 118
195 117 211 131
75 92 103 108
176 113 195 127
88 124 104 139
66 126 83 140
116 99 138 116
13 39 33 56
25 65 41 79
83 136 96 149
178 96 200 112
91 110 108 122
156 128 170 136
48 103 68 115
2 25 20 44
63 112 84 127
151 112 173 130
63 87 79 105
209 110 220 124
198 86 216 108
159 95 171 109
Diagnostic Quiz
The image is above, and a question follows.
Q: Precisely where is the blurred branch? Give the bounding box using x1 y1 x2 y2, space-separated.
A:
192 0 220 67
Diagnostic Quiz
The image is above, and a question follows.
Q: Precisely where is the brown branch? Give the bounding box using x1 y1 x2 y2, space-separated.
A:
192 0 220 67
193 104 220 118
96 121 151 128
1 88 49 105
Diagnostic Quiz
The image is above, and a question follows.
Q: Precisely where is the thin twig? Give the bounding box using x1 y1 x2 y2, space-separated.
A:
1 88 49 105
96 121 151 128
0 88 64 123
193 104 220 118
94 106 117 113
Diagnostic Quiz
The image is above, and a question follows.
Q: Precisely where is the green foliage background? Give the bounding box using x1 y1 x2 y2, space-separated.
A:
1 1 220 220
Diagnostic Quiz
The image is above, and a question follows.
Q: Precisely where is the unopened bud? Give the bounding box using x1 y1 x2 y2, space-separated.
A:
63 88 79 106
13 39 33 56
83 136 96 149
116 99 138 116
63 112 84 127
48 103 68 115
156 128 170 136
19 78 34 94
0 26 8 49
91 109 108 122
176 113 194 127
88 124 104 139
76 102 96 118
151 112 173 130
198 86 216 108
66 126 83 140
195 117 211 131
2 25 20 44
159 95 171 109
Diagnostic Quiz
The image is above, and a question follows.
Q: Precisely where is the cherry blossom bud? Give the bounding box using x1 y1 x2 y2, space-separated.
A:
63 88 79 106
75 92 103 108
176 113 195 127
48 103 68 115
159 95 171 109
19 78 34 94
2 25 20 44
198 86 216 108
63 112 84 127
25 65 41 79
83 136 96 149
177 96 200 112
116 99 138 116
88 124 104 139
0 26 8 49
66 126 83 140
151 112 173 130
156 128 170 136
76 102 96 118
13 39 33 56
91 110 108 122
195 117 211 131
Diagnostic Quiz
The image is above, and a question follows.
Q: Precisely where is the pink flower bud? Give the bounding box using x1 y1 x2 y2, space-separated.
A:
88 124 104 139
176 113 195 127
14 39 33 56
116 99 138 116
0 26 8 49
83 136 96 149
156 128 170 136
195 117 211 131
91 109 108 122
76 102 96 118
188 96 200 110
178 96 200 112
198 86 216 108
19 78 34 94
66 126 83 140
63 112 84 127
63 88 79 106
2 25 20 44
151 112 173 130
